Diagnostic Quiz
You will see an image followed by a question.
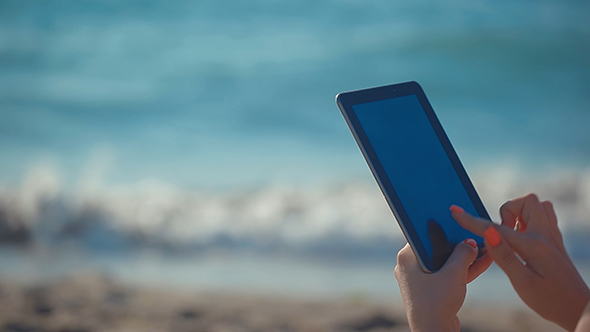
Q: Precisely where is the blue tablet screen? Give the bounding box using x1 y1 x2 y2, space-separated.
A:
352 95 482 267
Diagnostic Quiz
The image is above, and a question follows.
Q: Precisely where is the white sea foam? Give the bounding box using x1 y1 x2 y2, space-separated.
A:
1 164 589 255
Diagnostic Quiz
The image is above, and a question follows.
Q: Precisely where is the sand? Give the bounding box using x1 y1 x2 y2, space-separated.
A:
0 274 564 332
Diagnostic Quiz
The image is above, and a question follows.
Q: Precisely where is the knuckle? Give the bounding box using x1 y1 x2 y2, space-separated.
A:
393 261 409 281
529 238 548 254
541 200 554 209
396 249 410 266
499 247 516 266
499 201 511 213
525 193 540 203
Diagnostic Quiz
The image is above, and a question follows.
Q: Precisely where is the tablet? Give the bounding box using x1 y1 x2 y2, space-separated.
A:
336 81 490 272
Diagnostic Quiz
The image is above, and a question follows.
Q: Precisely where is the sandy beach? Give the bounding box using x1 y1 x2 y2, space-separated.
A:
0 274 564 332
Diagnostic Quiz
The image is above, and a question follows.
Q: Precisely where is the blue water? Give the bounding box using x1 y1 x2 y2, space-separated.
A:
0 0 589 188
1 0 590 302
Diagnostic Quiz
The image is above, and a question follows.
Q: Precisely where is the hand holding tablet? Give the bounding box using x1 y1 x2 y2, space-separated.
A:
336 82 590 331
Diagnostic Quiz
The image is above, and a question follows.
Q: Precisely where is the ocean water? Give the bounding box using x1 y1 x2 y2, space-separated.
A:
1 0 589 187
1 0 590 302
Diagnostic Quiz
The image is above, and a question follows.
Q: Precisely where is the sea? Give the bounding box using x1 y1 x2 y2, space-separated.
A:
0 0 590 307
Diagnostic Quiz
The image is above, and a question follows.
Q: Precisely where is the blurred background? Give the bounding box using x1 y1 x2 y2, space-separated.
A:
0 0 589 331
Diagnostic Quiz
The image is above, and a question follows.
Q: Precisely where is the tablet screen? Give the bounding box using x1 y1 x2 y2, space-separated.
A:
352 95 482 269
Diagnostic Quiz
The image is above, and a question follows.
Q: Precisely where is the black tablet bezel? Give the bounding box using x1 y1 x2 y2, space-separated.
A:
336 81 490 272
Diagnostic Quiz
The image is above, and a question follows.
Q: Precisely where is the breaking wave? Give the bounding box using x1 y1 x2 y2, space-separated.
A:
1 164 590 259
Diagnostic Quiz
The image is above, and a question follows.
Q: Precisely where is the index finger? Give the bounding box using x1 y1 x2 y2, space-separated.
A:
450 206 494 237
451 206 538 260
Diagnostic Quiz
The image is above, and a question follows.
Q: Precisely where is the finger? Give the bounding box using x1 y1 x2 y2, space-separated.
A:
541 200 557 227
521 193 549 231
484 225 543 263
442 240 478 278
541 200 566 253
515 219 527 232
483 226 537 282
500 193 548 232
451 207 544 263
450 206 494 237
500 196 531 231
395 243 421 277
499 199 519 230
467 253 492 283
452 207 541 260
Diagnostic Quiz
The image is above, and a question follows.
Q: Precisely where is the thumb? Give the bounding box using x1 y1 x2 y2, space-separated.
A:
483 226 531 281
442 239 478 276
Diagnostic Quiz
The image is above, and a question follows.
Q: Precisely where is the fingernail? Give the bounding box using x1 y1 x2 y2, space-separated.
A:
463 238 477 248
484 227 501 247
449 205 464 214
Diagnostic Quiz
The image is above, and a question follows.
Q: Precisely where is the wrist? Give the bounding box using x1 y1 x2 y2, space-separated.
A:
407 312 457 332
562 285 590 332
